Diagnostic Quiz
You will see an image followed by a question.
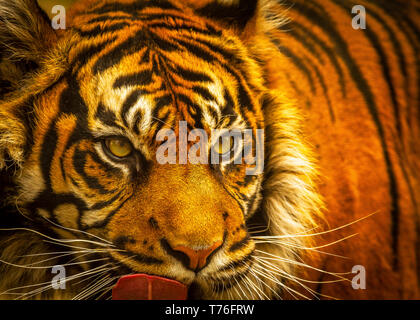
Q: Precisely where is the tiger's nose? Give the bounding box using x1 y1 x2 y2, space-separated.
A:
164 240 223 272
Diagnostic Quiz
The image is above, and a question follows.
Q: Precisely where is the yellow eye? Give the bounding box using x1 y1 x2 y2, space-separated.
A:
105 138 133 158
215 136 234 155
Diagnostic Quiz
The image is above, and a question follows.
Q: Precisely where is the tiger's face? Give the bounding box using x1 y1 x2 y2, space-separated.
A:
14 0 267 299
1 0 322 300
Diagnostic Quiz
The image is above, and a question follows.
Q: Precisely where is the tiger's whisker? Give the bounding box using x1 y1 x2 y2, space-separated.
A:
0 264 113 296
247 263 292 299
240 270 261 300
17 250 98 258
240 266 270 300
41 216 113 245
256 257 349 285
0 227 112 247
253 262 322 299
246 267 283 300
41 240 120 252
254 250 352 279
0 257 109 270
245 262 282 299
229 266 247 299
71 268 111 287
11 264 114 300
94 280 119 300
254 238 351 259
72 275 112 300
21 251 92 267
252 211 378 239
73 275 120 300
249 263 310 300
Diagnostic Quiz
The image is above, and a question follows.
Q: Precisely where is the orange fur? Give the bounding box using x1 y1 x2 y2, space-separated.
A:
0 0 419 299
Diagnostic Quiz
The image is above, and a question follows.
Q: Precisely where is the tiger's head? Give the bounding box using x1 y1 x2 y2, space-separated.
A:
0 0 322 299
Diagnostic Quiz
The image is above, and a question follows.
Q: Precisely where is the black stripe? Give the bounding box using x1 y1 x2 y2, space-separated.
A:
95 103 125 132
70 38 117 73
373 0 420 125
177 93 203 127
229 234 250 252
120 89 146 128
39 78 88 192
151 94 173 134
86 0 177 16
236 77 256 113
153 93 172 111
284 71 311 108
60 77 93 163
90 190 123 210
288 27 326 65
272 39 316 94
211 268 251 293
290 23 347 97
113 69 154 88
147 22 220 37
364 2 408 80
193 86 216 102
166 35 256 115
141 13 223 36
332 0 401 135
74 22 130 38
174 38 217 63
218 250 254 272
166 64 213 83
86 15 139 24
72 150 118 195
131 110 144 135
84 193 134 229
92 29 152 74
118 250 163 265
190 37 243 66
40 122 59 190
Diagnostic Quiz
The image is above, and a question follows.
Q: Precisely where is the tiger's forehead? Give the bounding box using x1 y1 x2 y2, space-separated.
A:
64 0 264 144
85 47 232 135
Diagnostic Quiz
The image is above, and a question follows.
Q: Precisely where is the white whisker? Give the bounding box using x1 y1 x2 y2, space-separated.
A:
41 216 114 245
0 227 112 247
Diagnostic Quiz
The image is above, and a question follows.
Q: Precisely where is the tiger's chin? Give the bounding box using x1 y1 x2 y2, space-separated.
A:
187 265 256 300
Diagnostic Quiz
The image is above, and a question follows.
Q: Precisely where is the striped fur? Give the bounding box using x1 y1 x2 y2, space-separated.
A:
0 0 419 299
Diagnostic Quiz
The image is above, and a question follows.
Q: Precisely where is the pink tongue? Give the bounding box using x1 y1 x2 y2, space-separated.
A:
112 274 188 300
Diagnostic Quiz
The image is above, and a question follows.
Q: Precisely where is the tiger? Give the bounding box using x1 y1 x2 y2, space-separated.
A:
0 0 419 300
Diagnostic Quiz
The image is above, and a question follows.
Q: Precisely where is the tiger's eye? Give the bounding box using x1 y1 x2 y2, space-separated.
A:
105 138 133 158
216 136 234 155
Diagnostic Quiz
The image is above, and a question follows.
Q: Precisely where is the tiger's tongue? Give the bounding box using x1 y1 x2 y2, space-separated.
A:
112 274 188 300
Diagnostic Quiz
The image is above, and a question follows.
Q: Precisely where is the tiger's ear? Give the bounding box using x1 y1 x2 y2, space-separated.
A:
0 0 57 96
192 0 260 31
0 0 57 169
190 0 285 39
